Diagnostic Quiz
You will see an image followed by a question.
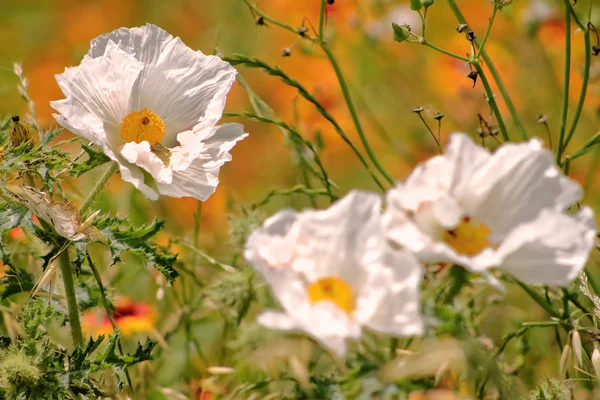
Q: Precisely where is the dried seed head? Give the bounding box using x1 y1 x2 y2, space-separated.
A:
537 114 548 124
433 111 445 120
466 31 477 42
456 24 469 33
412 106 425 114
281 48 292 57
255 16 265 26
9 115 39 148
593 45 600 56
297 26 308 36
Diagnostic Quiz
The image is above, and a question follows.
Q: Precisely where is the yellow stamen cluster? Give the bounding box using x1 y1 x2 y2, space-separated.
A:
307 277 354 314
442 216 491 256
120 108 165 146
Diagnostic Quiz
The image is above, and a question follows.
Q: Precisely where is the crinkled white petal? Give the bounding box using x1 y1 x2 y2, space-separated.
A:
87 23 237 146
357 249 424 336
51 41 143 144
497 207 597 286
155 123 247 200
120 141 173 184
461 136 582 238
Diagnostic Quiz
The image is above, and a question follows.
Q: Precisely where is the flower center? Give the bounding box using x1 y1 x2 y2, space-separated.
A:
120 108 165 146
306 277 354 314
442 216 491 256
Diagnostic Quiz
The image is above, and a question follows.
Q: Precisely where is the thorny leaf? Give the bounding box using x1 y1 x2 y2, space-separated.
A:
69 144 110 177
93 216 179 283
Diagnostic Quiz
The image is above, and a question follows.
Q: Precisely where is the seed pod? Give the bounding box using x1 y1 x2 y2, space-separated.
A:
9 115 39 148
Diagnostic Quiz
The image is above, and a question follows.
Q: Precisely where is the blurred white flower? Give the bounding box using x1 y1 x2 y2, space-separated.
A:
365 6 421 41
245 191 423 356
51 24 247 201
383 133 596 286
522 0 556 26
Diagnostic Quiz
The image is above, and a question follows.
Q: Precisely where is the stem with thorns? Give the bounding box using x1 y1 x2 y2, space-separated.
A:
58 249 84 347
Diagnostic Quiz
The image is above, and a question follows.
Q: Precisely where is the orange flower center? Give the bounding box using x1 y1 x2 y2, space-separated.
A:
120 108 165 146
306 277 354 314
442 216 491 256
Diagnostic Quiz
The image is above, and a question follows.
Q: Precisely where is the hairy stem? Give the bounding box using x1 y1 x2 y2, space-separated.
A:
79 161 118 215
58 249 84 347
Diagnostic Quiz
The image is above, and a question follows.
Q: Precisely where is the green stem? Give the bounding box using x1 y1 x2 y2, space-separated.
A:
474 63 510 141
78 161 118 215
447 0 528 141
58 249 84 347
422 41 470 61
242 0 317 41
514 279 561 319
562 29 591 154
318 0 326 39
557 4 572 163
320 43 394 185
87 254 135 392
476 6 498 58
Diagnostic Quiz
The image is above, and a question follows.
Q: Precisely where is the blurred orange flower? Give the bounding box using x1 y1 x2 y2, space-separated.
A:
82 297 157 337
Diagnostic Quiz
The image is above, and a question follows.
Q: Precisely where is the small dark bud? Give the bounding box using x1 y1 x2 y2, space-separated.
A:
327 0 335 4
297 26 308 36
466 31 477 41
412 106 425 114
467 71 479 87
433 111 444 120
281 48 292 57
593 45 600 56
456 24 468 33
11 115 19 123
255 16 265 26
536 114 548 124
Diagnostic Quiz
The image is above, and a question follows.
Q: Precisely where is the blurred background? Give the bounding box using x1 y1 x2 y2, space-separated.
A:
2 0 600 396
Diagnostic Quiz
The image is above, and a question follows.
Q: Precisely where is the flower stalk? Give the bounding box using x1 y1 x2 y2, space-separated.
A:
78 161 118 216
58 249 84 348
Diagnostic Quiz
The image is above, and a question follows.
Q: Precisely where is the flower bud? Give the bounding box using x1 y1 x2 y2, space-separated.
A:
559 344 572 378
392 23 410 43
571 330 583 368
592 346 600 380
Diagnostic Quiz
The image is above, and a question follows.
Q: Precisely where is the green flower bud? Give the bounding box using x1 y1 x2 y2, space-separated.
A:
392 23 410 43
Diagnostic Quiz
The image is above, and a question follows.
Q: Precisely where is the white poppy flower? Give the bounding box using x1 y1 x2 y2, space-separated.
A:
51 24 247 201
245 191 424 356
383 133 597 286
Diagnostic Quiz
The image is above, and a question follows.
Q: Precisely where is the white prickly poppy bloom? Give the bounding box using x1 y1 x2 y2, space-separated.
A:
51 24 247 201
245 191 424 356
383 133 597 286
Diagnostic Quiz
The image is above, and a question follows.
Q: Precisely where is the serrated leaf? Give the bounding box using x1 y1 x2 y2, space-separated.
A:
70 145 110 177
41 127 63 145
0 202 28 232
94 216 179 282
